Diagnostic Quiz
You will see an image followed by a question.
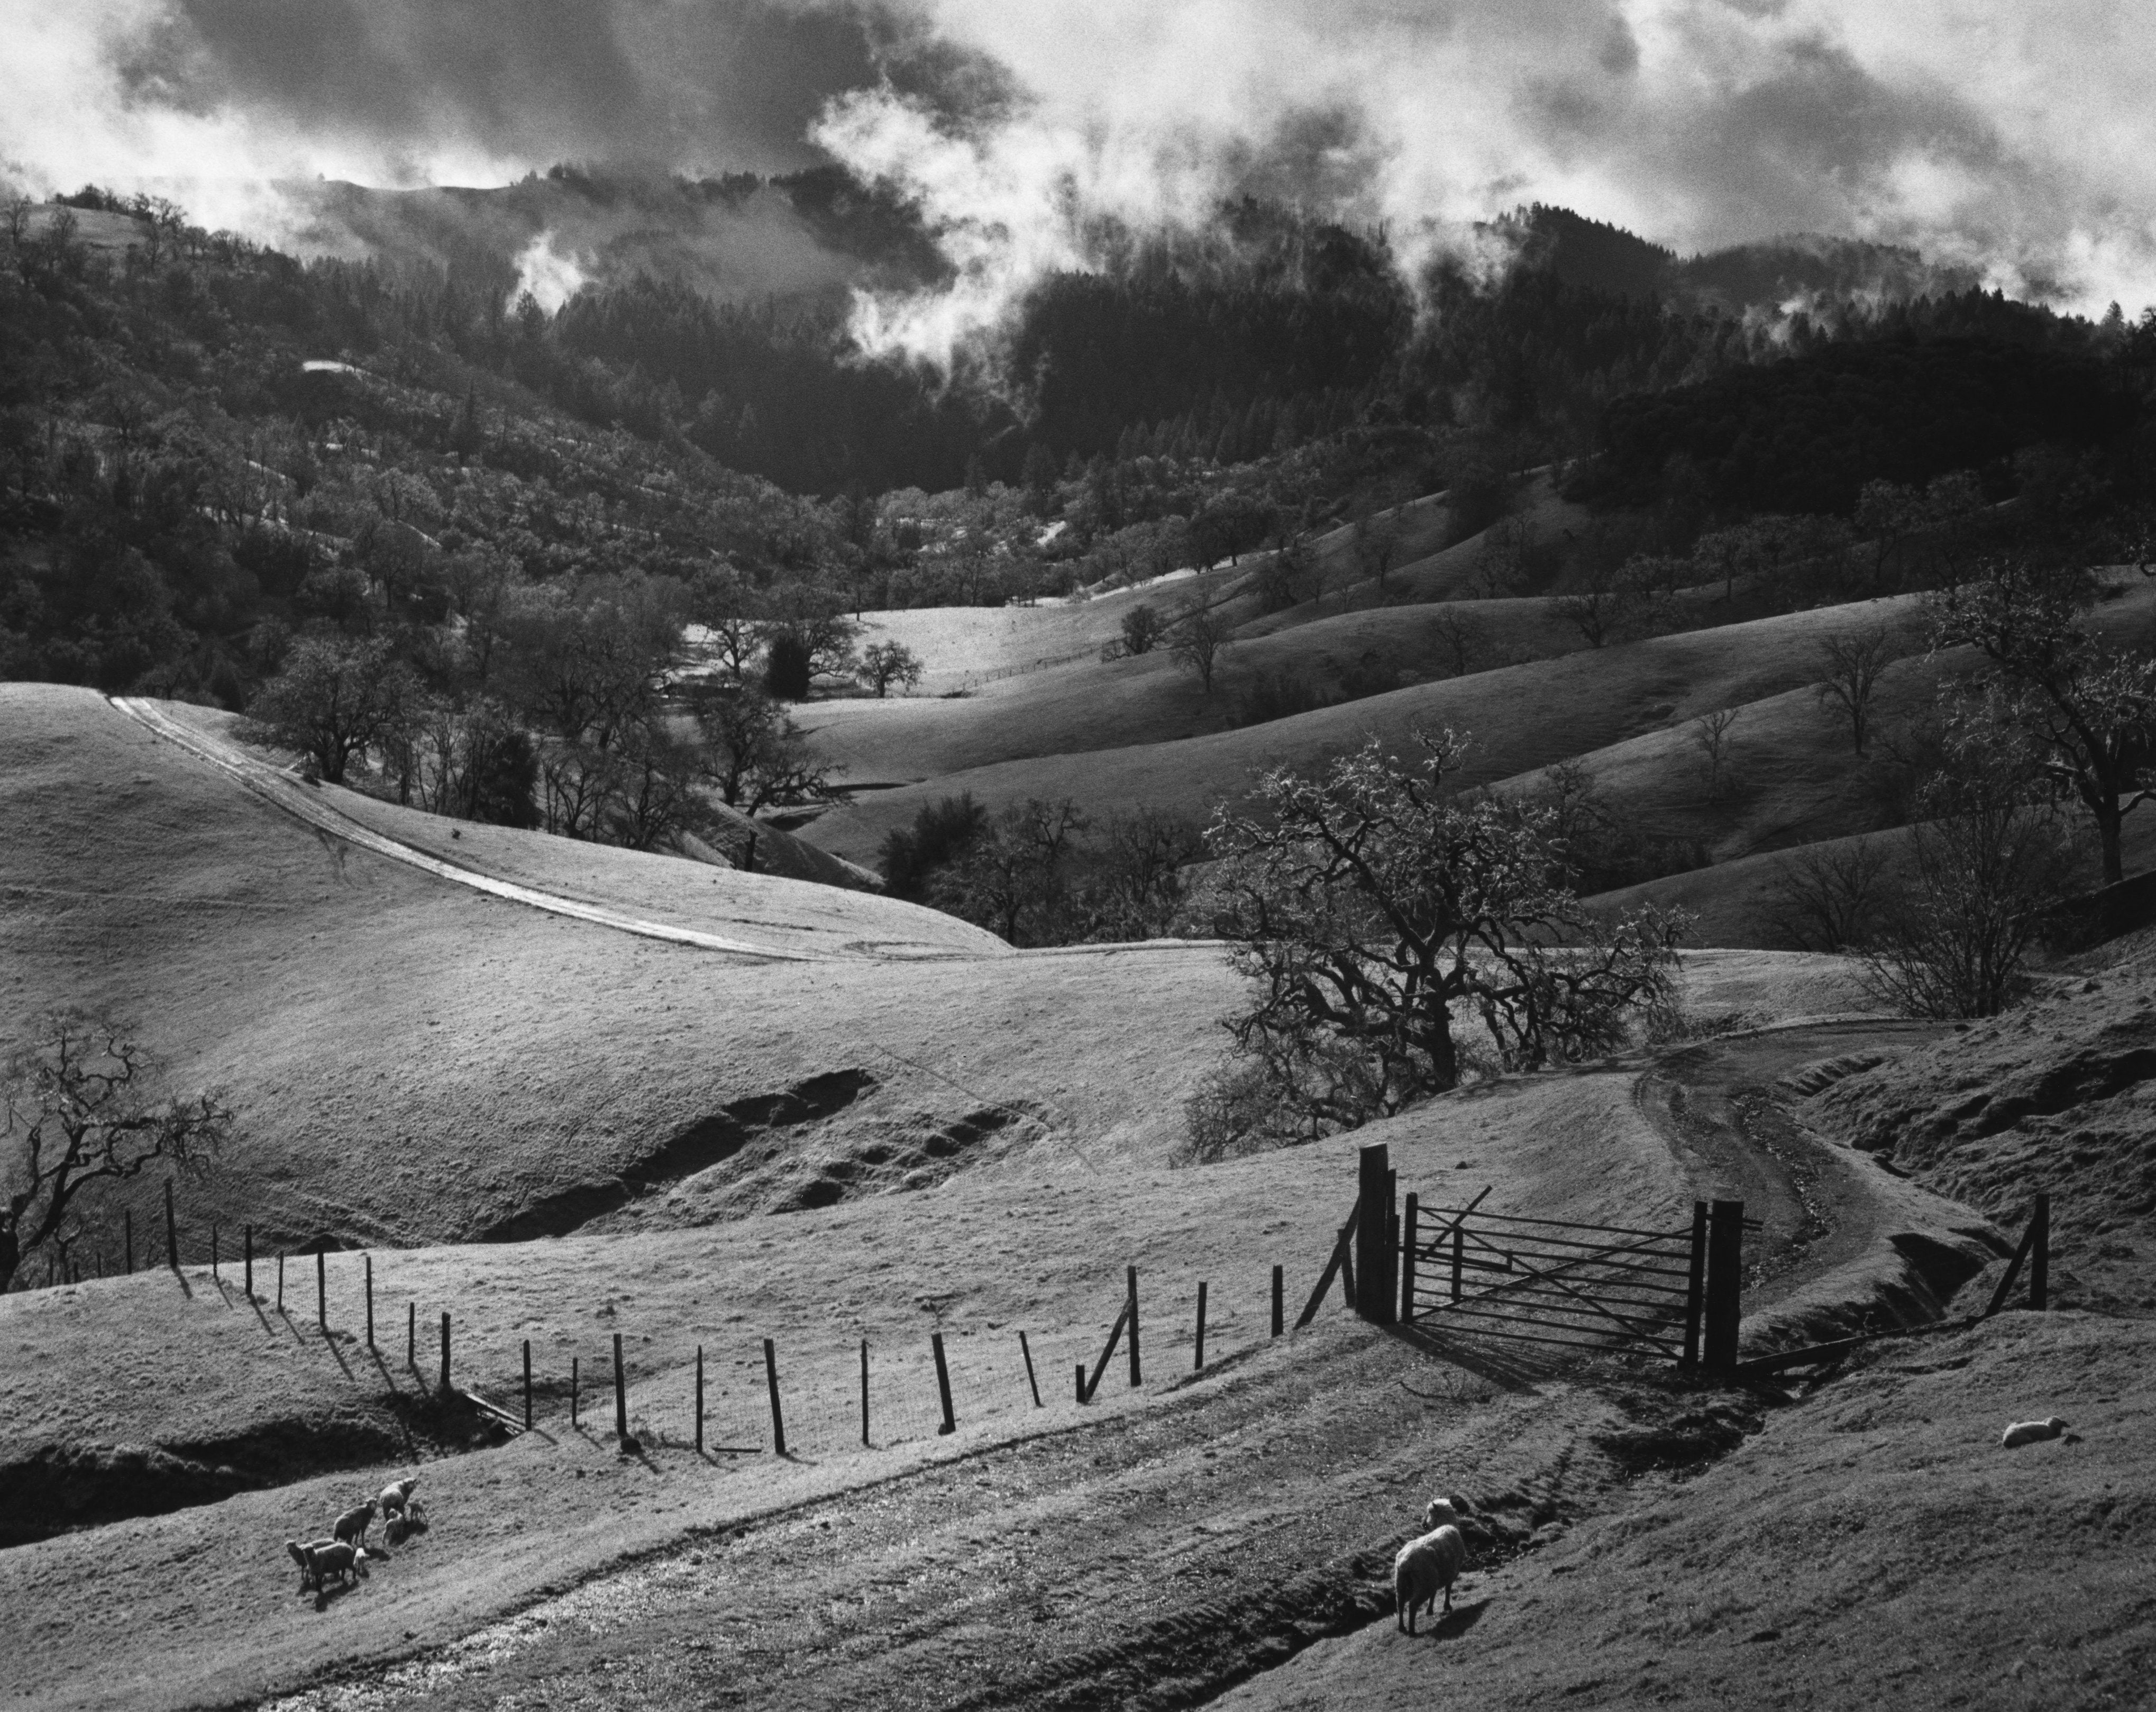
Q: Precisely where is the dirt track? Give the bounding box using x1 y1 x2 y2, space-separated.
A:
259 1323 1726 1712
244 1027 1979 1712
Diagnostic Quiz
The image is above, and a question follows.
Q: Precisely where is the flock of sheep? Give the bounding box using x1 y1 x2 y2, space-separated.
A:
282 1473 1471 1627
284 1476 425 1596
1394 1494 1473 1635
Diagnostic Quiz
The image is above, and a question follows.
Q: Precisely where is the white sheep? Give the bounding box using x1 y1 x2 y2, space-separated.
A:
2001 1416 2068 1448
285 1537 335 1593
1422 1495 1465 1531
286 1538 366 1592
377 1475 421 1520
1394 1523 1467 1634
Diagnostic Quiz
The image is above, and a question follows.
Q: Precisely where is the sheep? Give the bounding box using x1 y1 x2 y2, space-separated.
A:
377 1476 421 1520
1394 1523 1467 1634
332 1500 377 1549
2002 1416 2069 1448
303 1541 368 1591
1422 1495 1466 1531
285 1538 336 1594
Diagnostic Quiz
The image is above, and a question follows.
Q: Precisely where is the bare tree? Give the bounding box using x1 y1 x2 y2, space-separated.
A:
1930 556 2156 884
2 1013 230 1293
1192 730 1684 1150
1169 599 1234 695
1861 755 2075 1018
689 565 769 685
1815 627 1898 754
688 685 834 814
1354 511 1403 592
861 640 925 698
1472 516 1533 599
931 798 1089 944
1691 706 1741 802
1429 608 1483 677
1770 836 1890 952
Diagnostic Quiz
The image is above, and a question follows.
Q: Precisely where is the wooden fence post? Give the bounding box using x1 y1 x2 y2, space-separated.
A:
614 1332 629 1446
211 1225 218 1281
164 1180 178 1270
1127 1265 1141 1388
243 1226 252 1299
763 1338 785 1456
1682 1201 1708 1367
1450 1223 1464 1303
571 1356 579 1428
1355 1144 1396 1323
933 1332 956 1435
406 1300 414 1367
441 1310 452 1395
316 1250 326 1330
695 1346 704 1453
1703 1200 1745 1371
1019 1331 1042 1407
124 1209 133 1275
1194 1282 1208 1371
1074 1361 1087 1405
1272 1264 1284 1337
276 1253 284 1312
860 1339 870 1446
364 1256 373 1347
1400 1194 1419 1322
2030 1192 2050 1310
523 1339 533 1430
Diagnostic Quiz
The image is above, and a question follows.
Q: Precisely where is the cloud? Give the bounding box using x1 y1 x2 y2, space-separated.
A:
0 0 878 208
1 0 2151 339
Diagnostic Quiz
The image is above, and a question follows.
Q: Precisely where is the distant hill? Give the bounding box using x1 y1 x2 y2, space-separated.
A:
1484 204 1985 313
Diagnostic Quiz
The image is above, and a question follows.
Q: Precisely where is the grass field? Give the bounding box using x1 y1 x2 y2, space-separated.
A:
803 597 1955 867
9 494 2156 1710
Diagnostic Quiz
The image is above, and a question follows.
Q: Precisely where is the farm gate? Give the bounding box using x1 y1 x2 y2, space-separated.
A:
1324 1144 1750 1369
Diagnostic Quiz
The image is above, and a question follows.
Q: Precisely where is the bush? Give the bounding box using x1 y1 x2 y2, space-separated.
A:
879 794 988 901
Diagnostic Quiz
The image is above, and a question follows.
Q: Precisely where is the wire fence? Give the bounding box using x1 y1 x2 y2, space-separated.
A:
13 1190 1339 1469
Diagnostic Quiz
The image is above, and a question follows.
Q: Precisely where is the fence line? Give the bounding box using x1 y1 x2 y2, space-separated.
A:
12 1190 1341 1469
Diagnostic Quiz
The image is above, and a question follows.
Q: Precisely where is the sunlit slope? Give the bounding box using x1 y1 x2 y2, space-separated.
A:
0 685 1238 1246
803 600 1938 867
807 594 1591 787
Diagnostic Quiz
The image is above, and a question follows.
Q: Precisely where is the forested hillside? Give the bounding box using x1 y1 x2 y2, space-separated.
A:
4 176 2152 908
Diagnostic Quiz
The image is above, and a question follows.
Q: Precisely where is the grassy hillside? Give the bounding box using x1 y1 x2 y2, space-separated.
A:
1219 1312 2156 1712
803 598 1954 869
0 684 1244 1250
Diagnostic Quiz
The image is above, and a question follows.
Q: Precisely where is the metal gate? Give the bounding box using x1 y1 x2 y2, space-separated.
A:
1401 1187 1744 1366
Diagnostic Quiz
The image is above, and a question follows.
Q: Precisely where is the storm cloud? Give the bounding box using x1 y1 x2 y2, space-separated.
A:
2 0 2150 340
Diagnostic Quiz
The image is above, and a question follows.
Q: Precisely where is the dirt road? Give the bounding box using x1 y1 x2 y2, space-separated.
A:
262 1322 1737 1712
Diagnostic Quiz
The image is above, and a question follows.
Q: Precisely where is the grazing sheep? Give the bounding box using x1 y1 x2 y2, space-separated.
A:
2002 1416 2069 1448
1394 1524 1467 1634
304 1541 367 1590
285 1538 336 1593
1422 1495 1465 1531
378 1476 420 1520
332 1500 377 1549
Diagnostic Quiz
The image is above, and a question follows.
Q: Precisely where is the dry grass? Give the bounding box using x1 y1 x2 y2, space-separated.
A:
1221 1311 2156 1712
803 598 1959 867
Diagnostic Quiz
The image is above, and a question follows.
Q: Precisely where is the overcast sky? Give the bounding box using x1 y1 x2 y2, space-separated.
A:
4 0 2150 336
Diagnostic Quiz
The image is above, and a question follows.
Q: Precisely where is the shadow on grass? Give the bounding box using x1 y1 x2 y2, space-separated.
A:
1382 1320 1556 1394
1403 1596 1490 1640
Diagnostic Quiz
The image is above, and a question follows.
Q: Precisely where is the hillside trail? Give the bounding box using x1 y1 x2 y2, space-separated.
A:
233 1026 1991 1712
108 697 1213 969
